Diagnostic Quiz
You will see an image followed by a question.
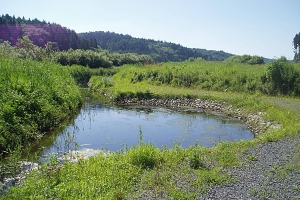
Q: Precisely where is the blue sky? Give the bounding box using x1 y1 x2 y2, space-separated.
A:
1 0 299 59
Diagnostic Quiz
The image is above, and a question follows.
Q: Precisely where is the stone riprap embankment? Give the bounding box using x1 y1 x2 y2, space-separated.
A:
0 161 38 193
60 148 110 163
115 97 280 136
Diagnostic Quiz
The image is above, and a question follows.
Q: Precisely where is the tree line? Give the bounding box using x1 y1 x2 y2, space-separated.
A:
79 31 234 62
0 35 153 68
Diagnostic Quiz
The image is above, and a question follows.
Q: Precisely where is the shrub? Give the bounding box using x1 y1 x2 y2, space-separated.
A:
262 57 300 95
55 49 113 68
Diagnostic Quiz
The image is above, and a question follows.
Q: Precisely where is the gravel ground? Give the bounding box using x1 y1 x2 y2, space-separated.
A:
199 134 300 200
130 134 300 199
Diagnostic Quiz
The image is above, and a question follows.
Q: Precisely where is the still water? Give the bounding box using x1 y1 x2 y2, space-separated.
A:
38 100 253 158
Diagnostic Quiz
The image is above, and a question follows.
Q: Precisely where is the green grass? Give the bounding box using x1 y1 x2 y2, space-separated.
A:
109 59 300 96
2 59 300 199
2 141 234 199
67 64 119 85
0 55 82 152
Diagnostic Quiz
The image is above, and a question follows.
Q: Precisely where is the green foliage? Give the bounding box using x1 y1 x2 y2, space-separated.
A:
67 65 119 84
262 57 300 95
0 55 82 152
187 144 206 169
55 49 113 68
112 90 156 102
54 48 153 68
293 32 300 62
225 54 264 65
110 52 153 66
88 76 114 93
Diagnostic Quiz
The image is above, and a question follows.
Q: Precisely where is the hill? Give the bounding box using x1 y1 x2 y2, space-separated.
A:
0 14 97 50
79 31 234 62
1 14 234 62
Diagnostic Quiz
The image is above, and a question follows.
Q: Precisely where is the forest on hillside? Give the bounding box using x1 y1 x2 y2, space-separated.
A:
79 31 234 62
0 14 233 63
1 14 270 64
0 14 97 50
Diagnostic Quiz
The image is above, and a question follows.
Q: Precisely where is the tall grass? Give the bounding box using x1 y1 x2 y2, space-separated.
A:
0 55 82 152
67 65 119 84
109 59 300 96
117 60 266 93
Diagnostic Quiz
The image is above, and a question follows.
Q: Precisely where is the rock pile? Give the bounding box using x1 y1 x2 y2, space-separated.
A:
60 148 110 163
0 161 38 193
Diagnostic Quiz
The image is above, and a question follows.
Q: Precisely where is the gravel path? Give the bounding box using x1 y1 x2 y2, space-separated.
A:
199 134 300 199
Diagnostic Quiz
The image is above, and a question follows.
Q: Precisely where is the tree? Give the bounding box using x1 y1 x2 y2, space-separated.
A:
293 33 300 62
16 36 44 60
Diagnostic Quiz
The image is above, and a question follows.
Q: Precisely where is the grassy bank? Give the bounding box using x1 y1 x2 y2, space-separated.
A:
0 55 82 153
2 60 300 199
106 58 300 96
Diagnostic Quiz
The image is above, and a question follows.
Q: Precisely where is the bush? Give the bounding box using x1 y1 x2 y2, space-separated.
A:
262 57 300 95
55 49 154 68
55 49 113 68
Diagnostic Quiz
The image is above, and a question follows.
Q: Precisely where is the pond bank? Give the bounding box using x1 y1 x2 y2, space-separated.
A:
115 97 280 136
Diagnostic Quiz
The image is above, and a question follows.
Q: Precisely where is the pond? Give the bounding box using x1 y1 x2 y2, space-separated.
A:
33 99 253 161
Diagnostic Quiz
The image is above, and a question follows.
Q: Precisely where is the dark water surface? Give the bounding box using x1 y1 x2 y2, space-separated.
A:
37 100 253 159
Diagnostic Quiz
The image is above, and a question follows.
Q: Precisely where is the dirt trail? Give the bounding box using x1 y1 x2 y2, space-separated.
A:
262 97 300 113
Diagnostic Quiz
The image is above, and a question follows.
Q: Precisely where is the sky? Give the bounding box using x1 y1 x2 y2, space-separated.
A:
1 0 299 59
